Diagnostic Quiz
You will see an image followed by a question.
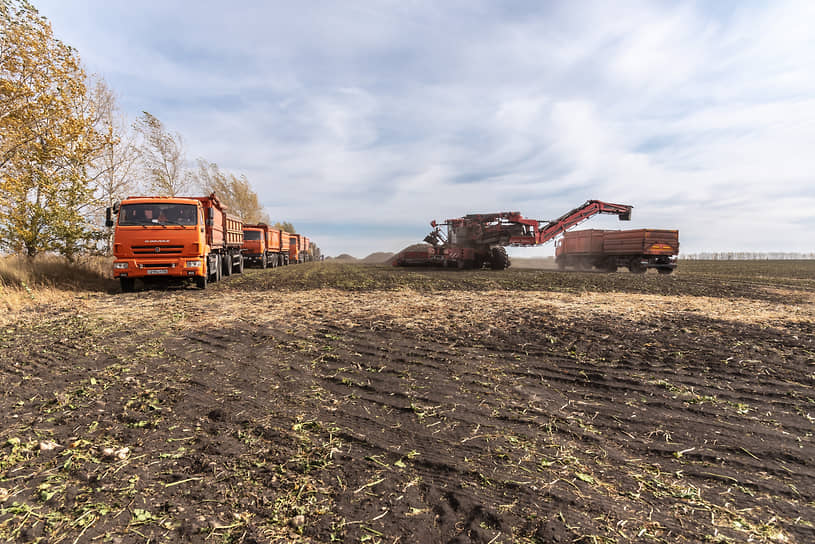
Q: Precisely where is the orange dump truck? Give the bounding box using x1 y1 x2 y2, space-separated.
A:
107 193 243 292
288 234 302 264
555 229 679 273
242 224 286 268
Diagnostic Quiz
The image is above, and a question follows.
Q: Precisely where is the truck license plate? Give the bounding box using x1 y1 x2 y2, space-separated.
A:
147 269 168 275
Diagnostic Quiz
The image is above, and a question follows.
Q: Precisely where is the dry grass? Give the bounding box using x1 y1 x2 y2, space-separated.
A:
0 254 114 318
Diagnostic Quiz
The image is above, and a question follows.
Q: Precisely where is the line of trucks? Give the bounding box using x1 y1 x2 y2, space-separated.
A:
105 194 320 292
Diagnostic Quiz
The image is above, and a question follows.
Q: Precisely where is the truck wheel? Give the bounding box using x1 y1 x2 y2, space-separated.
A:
490 246 509 270
223 253 233 277
658 267 673 274
557 259 566 270
120 277 135 292
261 254 267 269
213 255 222 282
237 255 244 274
195 274 207 289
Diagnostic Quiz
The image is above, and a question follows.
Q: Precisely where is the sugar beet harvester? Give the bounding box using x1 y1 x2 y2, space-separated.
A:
394 200 633 270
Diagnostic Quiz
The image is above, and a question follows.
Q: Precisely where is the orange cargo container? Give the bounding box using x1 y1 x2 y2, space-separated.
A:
267 228 282 252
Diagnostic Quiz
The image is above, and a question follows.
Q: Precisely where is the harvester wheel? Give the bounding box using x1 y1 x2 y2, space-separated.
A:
490 246 509 270
120 277 135 292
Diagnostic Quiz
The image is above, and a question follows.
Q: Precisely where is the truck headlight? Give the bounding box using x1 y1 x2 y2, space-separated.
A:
114 262 128 269
185 260 201 268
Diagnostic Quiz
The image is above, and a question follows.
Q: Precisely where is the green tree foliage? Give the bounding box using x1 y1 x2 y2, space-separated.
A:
0 0 103 258
134 111 189 196
193 159 271 223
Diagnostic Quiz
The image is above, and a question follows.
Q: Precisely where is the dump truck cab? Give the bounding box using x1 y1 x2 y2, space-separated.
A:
109 197 208 291
241 225 268 267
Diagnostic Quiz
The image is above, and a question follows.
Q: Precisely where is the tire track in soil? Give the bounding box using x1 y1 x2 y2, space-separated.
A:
287 310 815 543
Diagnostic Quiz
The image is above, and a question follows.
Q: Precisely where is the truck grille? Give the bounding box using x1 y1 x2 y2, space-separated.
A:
132 245 185 255
141 263 176 268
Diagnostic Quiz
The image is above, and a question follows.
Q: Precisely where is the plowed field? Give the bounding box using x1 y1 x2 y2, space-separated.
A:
1 261 814 543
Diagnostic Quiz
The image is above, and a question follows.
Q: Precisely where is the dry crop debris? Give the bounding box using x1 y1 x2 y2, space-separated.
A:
1 261 813 543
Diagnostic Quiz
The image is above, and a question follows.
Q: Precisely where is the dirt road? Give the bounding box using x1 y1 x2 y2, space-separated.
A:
1 262 813 543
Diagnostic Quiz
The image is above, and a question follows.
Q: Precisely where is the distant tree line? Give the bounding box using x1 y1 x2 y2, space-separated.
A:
0 0 287 258
682 252 815 260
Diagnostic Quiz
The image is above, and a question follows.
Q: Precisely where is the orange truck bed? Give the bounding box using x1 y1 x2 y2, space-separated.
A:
279 232 290 253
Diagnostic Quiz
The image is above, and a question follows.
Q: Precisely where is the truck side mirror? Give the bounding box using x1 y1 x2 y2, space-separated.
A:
105 207 114 228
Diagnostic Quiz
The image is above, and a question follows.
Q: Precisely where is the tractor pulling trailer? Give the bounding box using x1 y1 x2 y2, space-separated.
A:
107 193 244 291
555 229 679 273
395 200 635 269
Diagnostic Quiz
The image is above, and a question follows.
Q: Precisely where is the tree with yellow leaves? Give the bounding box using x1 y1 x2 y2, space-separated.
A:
0 0 103 258
134 111 190 197
193 159 271 223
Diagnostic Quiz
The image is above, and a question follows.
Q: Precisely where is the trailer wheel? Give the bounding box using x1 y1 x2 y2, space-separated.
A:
629 259 646 274
120 277 135 293
602 259 618 273
195 274 207 289
490 246 509 270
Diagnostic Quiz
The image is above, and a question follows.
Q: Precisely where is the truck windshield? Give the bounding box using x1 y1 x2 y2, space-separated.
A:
119 204 197 226
243 230 262 241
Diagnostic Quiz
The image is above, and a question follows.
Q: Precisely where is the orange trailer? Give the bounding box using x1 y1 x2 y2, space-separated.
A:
279 232 291 264
556 229 679 273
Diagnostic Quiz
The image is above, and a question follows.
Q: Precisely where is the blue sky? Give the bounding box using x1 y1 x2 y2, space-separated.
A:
35 0 815 257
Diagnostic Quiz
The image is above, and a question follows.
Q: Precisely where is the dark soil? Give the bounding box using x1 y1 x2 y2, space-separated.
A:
0 261 813 543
